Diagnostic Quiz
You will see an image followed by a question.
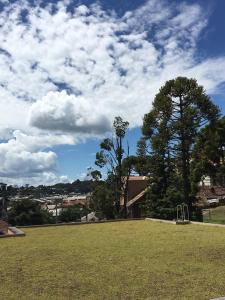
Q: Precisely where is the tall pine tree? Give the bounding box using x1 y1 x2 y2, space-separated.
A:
141 77 219 218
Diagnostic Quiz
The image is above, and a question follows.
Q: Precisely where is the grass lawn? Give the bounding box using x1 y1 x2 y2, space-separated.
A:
203 205 225 224
1 221 225 300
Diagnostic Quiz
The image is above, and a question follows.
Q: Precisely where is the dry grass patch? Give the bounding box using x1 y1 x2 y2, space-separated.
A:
1 220 225 299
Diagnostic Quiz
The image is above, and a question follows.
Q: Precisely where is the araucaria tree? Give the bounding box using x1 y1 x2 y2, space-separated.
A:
142 77 219 218
95 116 131 218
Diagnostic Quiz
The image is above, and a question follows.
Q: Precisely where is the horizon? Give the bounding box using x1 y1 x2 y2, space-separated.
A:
0 0 225 186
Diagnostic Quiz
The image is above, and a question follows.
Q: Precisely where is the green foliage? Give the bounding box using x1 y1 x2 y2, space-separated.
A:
140 77 220 219
135 138 151 175
8 199 54 226
59 205 82 222
90 170 102 181
58 180 92 194
191 116 225 187
90 180 115 219
143 170 183 220
95 116 132 218
192 207 203 222
113 116 129 138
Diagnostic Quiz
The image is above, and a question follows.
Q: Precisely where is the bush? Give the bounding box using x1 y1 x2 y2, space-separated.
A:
8 199 54 226
191 207 203 222
59 205 82 222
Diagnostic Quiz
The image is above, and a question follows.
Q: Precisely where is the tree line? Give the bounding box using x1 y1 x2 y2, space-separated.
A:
90 77 225 220
1 76 224 225
0 179 92 199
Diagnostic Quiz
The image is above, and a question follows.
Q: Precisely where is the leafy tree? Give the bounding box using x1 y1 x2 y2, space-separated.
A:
135 138 151 175
191 116 225 188
59 205 82 222
95 116 131 217
90 179 115 219
141 120 181 219
141 77 219 218
86 166 115 219
8 199 54 226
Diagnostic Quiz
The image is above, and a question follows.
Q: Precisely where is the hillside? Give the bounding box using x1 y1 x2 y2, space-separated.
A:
203 205 225 224
0 180 92 199
1 221 225 299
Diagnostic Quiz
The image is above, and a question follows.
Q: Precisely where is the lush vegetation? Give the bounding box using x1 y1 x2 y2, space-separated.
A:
0 180 92 225
89 180 115 219
8 199 54 226
94 116 135 218
1 77 224 223
1 221 225 300
140 77 219 219
59 205 90 223
192 116 225 187
92 77 224 221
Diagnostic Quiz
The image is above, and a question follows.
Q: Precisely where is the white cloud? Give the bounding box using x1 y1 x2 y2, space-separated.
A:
29 90 111 135
0 138 56 178
11 130 75 151
0 172 71 187
0 0 224 184
0 130 74 185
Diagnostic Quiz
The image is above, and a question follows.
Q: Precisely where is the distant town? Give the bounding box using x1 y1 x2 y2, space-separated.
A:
1 0 225 298
0 180 92 225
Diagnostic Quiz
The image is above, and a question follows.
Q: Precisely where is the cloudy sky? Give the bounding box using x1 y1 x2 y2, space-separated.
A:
0 0 225 186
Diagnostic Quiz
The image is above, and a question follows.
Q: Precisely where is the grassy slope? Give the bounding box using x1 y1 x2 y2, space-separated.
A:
203 205 225 224
1 221 225 300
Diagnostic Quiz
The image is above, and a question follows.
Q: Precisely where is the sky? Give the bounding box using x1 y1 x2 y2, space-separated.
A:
0 0 224 186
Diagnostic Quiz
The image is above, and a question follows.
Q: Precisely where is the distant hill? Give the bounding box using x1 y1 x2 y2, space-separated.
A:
0 180 92 199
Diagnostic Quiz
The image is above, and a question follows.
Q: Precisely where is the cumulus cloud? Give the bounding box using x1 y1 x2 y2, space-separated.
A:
29 91 111 135
0 137 56 178
0 0 223 131
11 130 75 151
0 130 74 185
0 0 224 184
0 172 71 187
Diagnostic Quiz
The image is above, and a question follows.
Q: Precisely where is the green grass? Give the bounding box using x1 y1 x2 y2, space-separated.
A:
203 205 225 224
1 221 225 300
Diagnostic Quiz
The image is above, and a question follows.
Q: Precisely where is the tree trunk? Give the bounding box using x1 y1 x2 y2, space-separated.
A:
117 136 123 217
55 202 58 224
179 95 192 218
123 173 130 219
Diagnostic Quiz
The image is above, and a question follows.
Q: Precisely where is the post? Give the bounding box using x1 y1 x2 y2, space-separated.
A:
0 184 8 221
55 201 58 224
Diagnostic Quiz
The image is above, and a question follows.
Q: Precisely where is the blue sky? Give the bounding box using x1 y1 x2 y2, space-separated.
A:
0 0 224 185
